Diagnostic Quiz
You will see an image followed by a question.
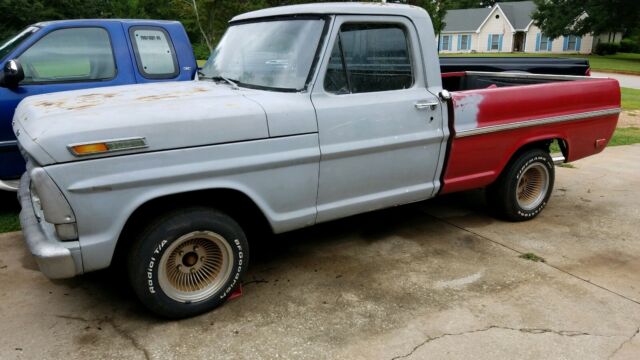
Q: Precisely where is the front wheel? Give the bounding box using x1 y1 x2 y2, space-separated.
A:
127 207 249 318
487 149 555 221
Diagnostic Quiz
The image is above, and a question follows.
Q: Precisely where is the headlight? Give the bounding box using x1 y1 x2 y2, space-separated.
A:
30 168 78 241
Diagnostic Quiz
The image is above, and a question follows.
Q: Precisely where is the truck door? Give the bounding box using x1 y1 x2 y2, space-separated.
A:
311 16 445 222
0 23 134 182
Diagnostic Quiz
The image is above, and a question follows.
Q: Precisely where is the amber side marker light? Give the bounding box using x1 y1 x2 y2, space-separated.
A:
68 137 148 157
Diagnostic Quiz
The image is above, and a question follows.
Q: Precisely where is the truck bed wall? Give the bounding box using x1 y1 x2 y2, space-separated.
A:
441 77 620 194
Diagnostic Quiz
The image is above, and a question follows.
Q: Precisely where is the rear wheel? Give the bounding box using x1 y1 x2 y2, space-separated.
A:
128 207 248 318
487 149 554 221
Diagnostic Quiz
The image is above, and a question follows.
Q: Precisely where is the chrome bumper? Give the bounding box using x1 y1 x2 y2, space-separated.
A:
17 172 82 279
0 179 20 192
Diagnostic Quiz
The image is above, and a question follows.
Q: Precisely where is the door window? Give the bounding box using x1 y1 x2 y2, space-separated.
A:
324 23 413 94
130 27 178 79
17 27 115 84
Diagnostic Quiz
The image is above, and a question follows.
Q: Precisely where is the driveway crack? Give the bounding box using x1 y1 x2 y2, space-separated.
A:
426 213 640 306
54 314 151 360
390 325 613 360
609 327 639 359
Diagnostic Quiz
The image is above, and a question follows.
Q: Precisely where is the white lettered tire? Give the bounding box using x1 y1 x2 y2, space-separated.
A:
128 207 248 318
487 149 555 221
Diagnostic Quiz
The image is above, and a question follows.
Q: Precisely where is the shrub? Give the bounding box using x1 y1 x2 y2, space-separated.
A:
619 39 639 53
594 42 620 55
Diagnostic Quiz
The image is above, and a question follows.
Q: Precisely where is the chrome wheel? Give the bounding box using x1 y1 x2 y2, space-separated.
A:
516 163 549 211
158 231 234 303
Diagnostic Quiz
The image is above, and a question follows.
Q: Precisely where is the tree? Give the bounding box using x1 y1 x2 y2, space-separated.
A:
447 0 529 9
532 0 640 39
408 0 449 35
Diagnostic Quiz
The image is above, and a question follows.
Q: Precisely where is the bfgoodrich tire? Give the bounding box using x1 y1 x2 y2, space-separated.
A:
127 207 248 318
487 149 555 222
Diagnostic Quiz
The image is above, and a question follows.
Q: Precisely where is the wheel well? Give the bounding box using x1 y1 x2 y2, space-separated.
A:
112 189 272 268
510 137 568 163
493 137 567 185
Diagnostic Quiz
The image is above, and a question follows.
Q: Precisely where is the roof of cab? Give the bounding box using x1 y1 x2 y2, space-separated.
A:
232 2 428 22
34 19 181 27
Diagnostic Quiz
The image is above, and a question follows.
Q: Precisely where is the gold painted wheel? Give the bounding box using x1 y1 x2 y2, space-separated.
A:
516 163 550 211
158 231 234 303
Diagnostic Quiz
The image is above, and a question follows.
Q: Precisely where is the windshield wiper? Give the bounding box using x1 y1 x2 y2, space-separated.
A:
198 72 239 89
208 75 239 90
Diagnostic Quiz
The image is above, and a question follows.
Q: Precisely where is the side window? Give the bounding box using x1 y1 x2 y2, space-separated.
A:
324 23 413 94
18 27 115 84
130 27 178 79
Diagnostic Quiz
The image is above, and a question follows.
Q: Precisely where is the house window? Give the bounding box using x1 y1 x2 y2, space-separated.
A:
441 35 451 51
537 33 552 51
565 35 580 51
459 34 471 50
488 34 502 51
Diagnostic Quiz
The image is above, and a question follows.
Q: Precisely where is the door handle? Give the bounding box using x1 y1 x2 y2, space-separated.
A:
415 100 439 110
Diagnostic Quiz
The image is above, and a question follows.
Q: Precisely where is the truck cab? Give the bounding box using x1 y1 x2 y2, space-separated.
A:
0 19 197 190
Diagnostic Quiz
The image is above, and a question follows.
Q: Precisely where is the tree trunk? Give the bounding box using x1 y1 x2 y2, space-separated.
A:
187 0 213 52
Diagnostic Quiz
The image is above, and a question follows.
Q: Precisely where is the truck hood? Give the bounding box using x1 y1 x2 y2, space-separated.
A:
13 81 269 165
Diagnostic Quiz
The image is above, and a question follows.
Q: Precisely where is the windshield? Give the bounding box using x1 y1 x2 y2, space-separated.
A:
0 27 38 61
200 18 326 91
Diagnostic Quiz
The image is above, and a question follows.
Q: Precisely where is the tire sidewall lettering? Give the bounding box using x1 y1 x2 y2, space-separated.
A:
513 155 553 218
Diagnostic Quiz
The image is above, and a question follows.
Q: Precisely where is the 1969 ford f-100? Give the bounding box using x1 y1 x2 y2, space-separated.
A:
13 3 620 318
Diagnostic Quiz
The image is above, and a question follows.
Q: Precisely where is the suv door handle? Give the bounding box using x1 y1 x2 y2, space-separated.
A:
415 100 439 110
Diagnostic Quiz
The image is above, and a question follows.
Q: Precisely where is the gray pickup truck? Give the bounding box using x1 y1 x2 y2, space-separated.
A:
14 3 620 318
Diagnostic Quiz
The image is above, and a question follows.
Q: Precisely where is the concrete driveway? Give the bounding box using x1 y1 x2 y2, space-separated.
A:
592 72 640 89
0 145 639 360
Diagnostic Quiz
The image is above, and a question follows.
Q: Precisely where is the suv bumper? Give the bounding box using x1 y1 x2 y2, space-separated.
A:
17 173 82 279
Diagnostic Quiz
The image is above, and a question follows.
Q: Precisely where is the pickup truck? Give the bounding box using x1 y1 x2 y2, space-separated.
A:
13 3 620 318
0 20 590 193
0 19 197 191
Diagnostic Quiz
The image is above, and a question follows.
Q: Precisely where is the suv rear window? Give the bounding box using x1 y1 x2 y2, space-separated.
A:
130 27 179 79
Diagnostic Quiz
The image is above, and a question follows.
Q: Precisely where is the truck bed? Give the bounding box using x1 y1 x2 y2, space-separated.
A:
439 57 590 76
441 72 621 194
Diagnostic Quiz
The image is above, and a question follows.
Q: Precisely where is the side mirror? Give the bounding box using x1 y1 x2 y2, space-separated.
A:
2 60 25 88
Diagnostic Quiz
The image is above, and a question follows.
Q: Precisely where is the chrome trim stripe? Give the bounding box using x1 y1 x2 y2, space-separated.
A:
0 140 18 146
455 108 621 138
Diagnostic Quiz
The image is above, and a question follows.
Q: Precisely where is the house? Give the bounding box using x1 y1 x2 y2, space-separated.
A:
439 1 620 54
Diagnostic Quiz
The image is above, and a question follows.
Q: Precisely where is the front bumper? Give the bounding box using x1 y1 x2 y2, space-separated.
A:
17 172 82 279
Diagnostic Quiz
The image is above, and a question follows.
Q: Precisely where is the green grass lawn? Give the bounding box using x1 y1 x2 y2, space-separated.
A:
622 87 640 111
441 52 640 75
0 191 20 234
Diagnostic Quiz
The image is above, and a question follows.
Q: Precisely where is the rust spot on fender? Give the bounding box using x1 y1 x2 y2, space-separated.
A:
34 100 66 108
136 94 180 102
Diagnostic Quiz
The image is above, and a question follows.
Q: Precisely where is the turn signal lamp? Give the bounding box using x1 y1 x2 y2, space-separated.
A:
68 137 147 157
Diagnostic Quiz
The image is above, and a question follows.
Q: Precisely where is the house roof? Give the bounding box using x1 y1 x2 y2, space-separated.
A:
443 1 536 32
499 1 536 30
442 7 492 32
